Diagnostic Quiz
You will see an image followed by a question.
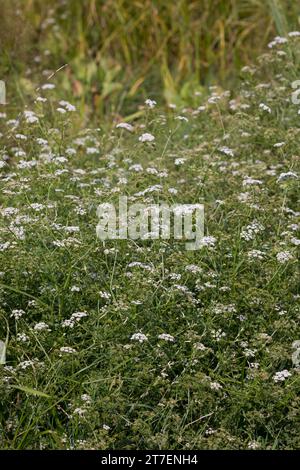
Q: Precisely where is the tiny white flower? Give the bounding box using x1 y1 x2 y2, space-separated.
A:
17 333 29 343
116 122 134 132
60 346 77 354
219 146 234 157
145 99 157 108
139 133 155 143
277 172 298 182
210 381 223 391
34 322 51 332
291 237 300 246
276 251 293 263
59 100 76 112
248 441 260 450
11 309 25 320
273 369 291 382
35 96 47 103
268 36 288 48
201 236 217 247
174 158 186 166
175 115 188 122
259 103 271 113
24 110 38 124
158 333 175 342
70 285 80 292
168 187 178 194
194 342 207 351
73 407 86 417
81 394 92 403
41 83 55 90
288 31 300 37
130 333 148 343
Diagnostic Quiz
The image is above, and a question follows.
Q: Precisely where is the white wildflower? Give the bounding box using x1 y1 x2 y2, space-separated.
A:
175 115 188 122
288 31 300 37
145 99 157 108
158 333 175 342
273 369 291 382
59 100 76 112
201 236 217 247
219 146 234 157
139 133 155 143
24 110 38 124
11 309 25 320
259 103 271 113
210 381 223 391
242 176 263 186
34 322 51 332
247 250 265 260
277 172 298 183
16 333 29 343
248 441 260 450
130 333 148 343
73 408 86 417
41 83 55 90
116 122 134 132
276 251 293 263
60 346 77 354
174 158 186 165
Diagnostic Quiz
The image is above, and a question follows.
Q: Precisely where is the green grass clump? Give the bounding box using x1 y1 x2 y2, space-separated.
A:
0 34 299 449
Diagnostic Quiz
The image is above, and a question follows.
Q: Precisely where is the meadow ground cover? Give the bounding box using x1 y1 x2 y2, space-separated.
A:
0 3 300 451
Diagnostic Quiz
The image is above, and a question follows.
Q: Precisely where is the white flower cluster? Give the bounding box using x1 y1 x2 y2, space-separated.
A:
277 172 298 183
145 99 157 108
259 103 271 113
62 311 88 328
130 333 148 343
128 261 152 271
273 369 291 383
268 36 288 49
158 333 175 342
99 290 111 300
58 100 76 112
210 381 223 391
241 221 264 241
185 264 202 274
34 322 51 332
276 251 293 263
247 249 265 260
60 346 77 354
212 329 226 342
139 133 155 142
219 146 234 157
116 122 134 132
17 333 29 343
11 309 25 320
24 110 38 124
200 236 217 248
242 176 263 186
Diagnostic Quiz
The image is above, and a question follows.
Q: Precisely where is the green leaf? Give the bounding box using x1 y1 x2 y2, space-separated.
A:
12 385 52 398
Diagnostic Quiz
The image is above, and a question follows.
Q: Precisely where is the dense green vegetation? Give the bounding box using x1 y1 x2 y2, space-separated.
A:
0 0 299 450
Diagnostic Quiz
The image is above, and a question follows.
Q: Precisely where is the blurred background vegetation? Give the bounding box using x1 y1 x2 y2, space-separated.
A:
1 0 299 121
